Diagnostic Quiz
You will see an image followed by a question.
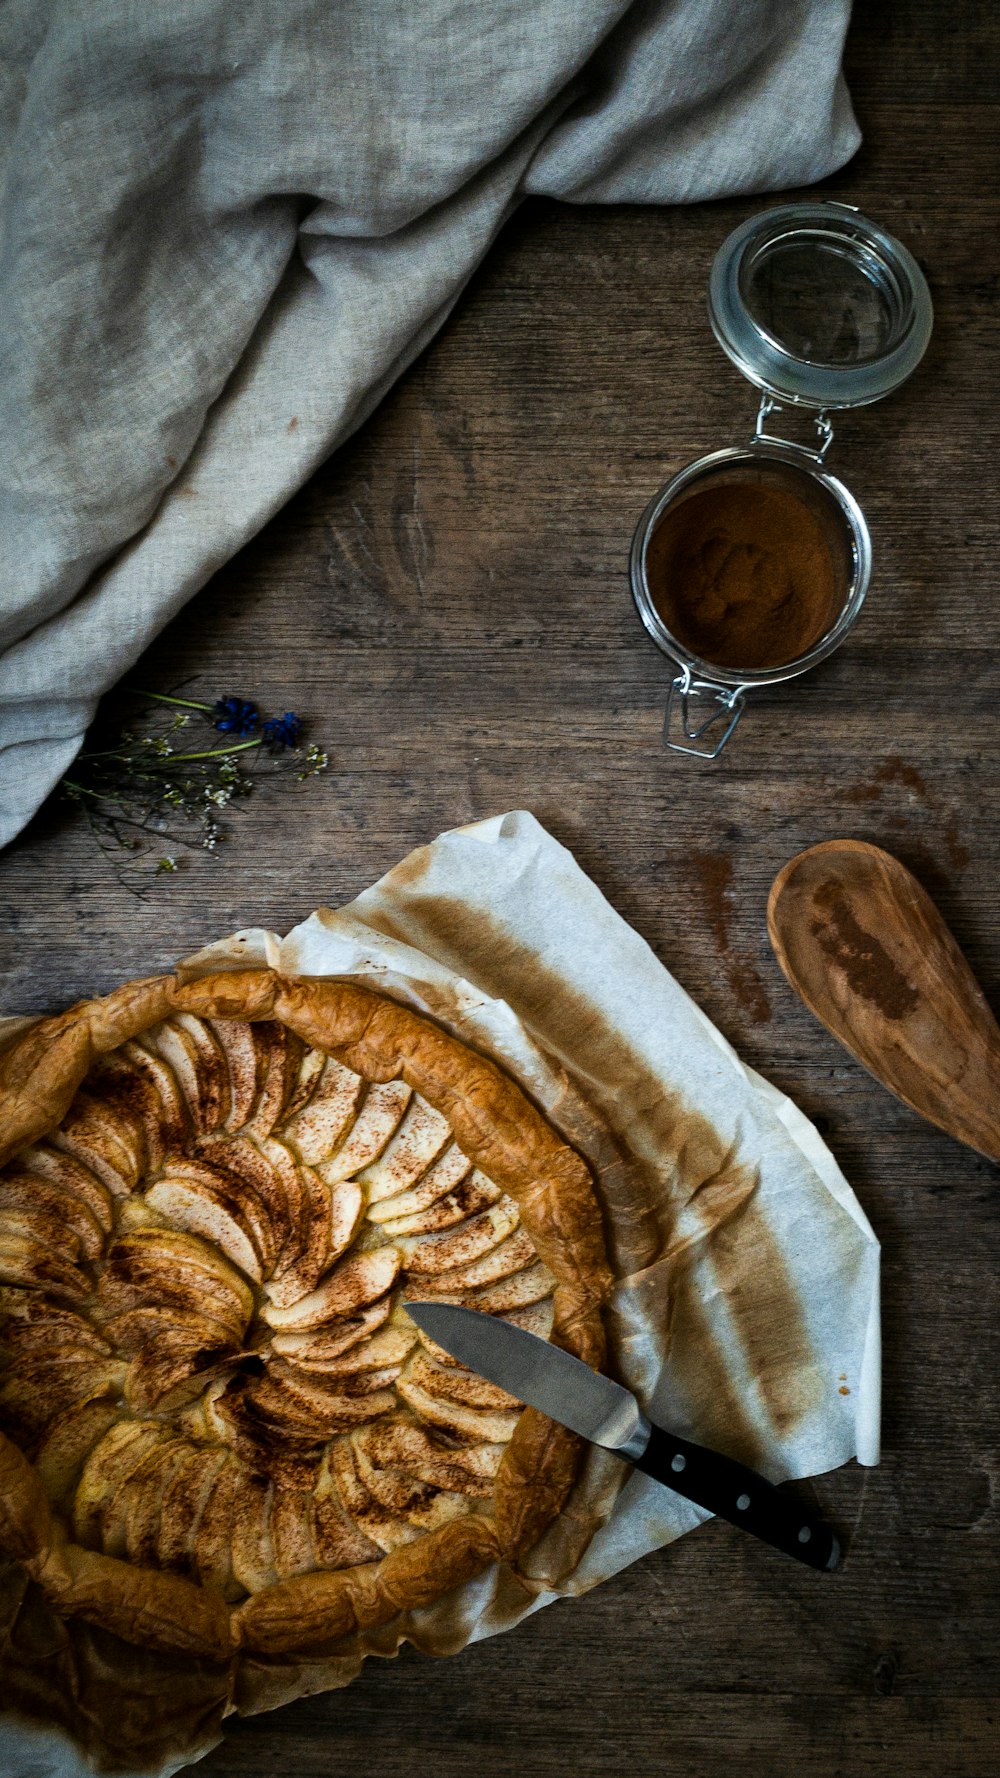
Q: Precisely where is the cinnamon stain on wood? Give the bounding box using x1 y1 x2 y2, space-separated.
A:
693 852 772 1024
944 825 971 874
810 880 920 1020
842 757 929 803
843 755 971 873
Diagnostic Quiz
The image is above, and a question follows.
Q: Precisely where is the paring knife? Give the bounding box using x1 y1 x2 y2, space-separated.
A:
407 1300 840 1573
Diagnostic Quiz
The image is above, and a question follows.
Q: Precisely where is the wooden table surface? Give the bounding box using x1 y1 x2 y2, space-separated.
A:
2 2 998 1773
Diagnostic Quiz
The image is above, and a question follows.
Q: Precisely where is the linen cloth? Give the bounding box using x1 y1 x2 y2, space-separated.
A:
0 1 859 847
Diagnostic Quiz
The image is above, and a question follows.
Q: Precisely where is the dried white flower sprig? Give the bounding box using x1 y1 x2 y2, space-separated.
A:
60 689 328 894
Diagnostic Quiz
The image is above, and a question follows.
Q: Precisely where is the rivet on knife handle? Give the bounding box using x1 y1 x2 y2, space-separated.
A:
636 1426 840 1572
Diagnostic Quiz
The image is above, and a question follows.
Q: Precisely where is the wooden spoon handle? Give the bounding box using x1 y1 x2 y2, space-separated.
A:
768 842 1000 1163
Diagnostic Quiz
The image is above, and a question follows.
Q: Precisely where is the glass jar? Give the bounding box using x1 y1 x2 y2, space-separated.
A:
629 201 933 758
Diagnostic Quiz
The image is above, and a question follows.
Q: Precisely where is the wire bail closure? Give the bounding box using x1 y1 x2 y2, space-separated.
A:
663 668 746 759
753 393 834 463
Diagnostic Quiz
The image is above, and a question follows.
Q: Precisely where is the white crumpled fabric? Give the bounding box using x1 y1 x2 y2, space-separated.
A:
0 809 880 1777
0 0 859 845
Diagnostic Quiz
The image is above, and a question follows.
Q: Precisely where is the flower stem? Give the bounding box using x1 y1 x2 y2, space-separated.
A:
168 739 262 762
67 789 194 847
62 779 103 798
138 691 212 712
74 748 139 762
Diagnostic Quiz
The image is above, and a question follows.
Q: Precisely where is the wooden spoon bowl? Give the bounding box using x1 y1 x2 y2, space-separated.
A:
768 840 1000 1164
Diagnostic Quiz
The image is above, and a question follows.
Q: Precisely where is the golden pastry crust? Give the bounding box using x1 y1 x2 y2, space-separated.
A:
0 970 611 1661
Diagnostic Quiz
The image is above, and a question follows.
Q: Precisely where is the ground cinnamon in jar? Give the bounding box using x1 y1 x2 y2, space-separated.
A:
645 480 841 670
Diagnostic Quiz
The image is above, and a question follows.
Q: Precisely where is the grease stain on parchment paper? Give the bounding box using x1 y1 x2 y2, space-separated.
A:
706 1197 823 1440
359 885 822 1462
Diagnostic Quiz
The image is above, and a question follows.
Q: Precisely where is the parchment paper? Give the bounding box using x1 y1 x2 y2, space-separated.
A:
0 809 880 1776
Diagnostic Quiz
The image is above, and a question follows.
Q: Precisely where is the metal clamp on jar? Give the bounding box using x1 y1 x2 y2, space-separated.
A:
629 202 933 759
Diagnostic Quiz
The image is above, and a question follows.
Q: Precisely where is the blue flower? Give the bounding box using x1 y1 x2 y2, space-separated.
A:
213 696 259 736
262 711 303 750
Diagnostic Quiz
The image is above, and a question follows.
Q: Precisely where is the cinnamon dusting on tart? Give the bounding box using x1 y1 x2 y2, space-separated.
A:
0 972 611 1658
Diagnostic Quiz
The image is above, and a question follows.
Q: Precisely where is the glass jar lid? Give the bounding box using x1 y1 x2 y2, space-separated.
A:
708 201 933 409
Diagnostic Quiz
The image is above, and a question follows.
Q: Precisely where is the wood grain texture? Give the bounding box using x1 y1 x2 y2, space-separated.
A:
1 1 999 1773
769 839 1000 1161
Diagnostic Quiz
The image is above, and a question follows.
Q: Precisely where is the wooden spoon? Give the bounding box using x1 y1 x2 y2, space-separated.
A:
767 840 1000 1163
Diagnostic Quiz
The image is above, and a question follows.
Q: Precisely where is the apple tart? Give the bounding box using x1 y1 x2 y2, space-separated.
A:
0 971 610 1661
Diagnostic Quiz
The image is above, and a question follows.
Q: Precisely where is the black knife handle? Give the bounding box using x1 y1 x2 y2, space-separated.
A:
634 1425 840 1572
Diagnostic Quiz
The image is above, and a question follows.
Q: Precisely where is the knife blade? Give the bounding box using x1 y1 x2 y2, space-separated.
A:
407 1300 839 1573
